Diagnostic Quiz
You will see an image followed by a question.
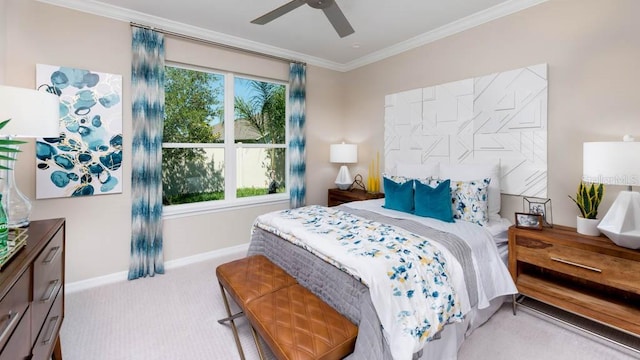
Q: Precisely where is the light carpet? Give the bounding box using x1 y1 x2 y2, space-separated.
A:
60 254 638 360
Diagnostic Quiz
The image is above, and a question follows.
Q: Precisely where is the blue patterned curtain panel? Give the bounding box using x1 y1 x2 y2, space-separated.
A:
289 63 306 208
129 27 165 280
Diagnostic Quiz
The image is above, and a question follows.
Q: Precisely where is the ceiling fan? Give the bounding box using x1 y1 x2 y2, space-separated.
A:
251 0 355 38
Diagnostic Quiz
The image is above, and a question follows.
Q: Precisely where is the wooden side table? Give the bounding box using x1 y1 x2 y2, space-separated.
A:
327 188 384 207
508 224 640 336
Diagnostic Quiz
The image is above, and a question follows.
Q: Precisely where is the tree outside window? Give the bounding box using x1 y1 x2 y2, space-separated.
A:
162 65 288 206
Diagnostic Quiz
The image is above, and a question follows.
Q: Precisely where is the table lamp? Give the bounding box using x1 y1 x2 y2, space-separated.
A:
0 85 60 228
583 135 640 249
330 143 357 190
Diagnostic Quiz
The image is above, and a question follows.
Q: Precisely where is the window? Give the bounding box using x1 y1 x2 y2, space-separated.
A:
162 64 288 212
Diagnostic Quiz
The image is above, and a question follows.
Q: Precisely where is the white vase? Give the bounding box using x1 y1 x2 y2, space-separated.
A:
576 216 600 236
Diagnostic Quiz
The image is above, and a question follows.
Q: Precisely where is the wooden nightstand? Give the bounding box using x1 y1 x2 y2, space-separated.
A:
508 225 640 336
327 188 384 207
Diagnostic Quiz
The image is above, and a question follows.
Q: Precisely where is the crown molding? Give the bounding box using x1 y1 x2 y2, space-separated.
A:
36 0 344 70
36 0 548 73
341 0 549 71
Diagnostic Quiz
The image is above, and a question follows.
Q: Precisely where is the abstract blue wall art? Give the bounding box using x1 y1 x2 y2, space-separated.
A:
36 64 123 199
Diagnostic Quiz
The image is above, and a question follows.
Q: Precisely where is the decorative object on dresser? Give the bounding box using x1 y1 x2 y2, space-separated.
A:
568 181 604 236
508 224 640 337
583 136 640 249
514 212 543 230
350 174 366 191
327 188 383 207
0 85 60 228
367 151 380 193
330 142 357 190
0 218 65 360
523 197 552 227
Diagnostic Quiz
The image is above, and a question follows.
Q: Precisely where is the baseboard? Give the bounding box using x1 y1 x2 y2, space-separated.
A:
64 243 250 294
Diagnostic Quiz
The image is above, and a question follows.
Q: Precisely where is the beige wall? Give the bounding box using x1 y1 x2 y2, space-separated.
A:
4 0 639 283
3 0 342 282
343 0 640 228
0 0 5 84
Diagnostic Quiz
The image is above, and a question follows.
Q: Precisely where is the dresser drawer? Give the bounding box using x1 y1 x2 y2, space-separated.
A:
31 288 62 360
31 228 63 343
0 270 30 352
516 237 640 294
0 307 30 360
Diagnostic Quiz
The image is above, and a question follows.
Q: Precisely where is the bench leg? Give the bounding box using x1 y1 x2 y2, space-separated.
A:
250 326 267 360
218 311 245 324
218 282 246 360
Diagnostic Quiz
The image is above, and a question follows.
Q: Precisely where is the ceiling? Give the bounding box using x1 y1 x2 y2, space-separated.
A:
38 0 547 71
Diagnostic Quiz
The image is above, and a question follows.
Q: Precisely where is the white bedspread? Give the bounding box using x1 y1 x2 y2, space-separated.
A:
254 201 516 360
346 199 517 310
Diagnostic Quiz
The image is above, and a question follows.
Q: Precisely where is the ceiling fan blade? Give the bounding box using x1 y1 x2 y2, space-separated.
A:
251 0 306 25
322 2 354 38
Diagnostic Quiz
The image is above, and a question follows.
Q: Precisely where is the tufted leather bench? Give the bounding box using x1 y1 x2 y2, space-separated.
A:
245 284 358 360
216 255 358 360
216 255 298 360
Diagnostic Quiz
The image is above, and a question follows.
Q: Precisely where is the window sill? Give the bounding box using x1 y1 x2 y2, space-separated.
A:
162 194 289 220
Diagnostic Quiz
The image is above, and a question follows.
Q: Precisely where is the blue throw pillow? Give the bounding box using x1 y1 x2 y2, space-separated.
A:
382 176 414 213
414 179 454 222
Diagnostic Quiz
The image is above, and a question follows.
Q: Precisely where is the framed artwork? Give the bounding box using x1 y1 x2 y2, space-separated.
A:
523 197 553 227
515 212 543 230
35 64 123 199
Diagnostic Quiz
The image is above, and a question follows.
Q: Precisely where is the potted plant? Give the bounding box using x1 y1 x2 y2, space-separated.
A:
0 119 26 171
568 181 604 236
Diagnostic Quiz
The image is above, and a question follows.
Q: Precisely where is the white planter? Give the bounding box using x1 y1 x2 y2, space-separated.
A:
576 216 600 236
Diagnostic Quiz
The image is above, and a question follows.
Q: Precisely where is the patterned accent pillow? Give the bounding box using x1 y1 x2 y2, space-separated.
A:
426 178 491 226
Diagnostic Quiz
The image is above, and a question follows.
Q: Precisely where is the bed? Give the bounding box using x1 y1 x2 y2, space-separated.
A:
247 162 517 359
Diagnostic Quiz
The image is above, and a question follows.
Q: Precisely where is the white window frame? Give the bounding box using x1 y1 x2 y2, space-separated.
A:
162 63 290 219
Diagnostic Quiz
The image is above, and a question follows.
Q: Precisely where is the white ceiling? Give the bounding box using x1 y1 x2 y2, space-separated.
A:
38 0 547 71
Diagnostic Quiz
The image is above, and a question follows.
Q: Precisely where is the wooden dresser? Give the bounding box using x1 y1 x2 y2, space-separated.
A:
508 224 640 336
0 218 65 360
328 188 384 207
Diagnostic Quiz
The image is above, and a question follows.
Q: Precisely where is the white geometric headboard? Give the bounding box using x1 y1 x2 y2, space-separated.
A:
384 63 548 197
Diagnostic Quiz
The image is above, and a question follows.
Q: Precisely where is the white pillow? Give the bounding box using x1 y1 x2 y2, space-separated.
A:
396 162 440 179
439 160 501 219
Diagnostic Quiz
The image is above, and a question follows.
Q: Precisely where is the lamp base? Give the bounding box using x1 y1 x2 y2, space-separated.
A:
597 191 640 249
335 165 353 190
0 146 31 229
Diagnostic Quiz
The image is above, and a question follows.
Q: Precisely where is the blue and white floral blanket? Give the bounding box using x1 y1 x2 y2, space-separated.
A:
254 205 467 360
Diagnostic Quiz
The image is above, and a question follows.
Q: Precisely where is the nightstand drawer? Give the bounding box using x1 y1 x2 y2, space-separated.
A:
516 237 640 295
328 188 384 207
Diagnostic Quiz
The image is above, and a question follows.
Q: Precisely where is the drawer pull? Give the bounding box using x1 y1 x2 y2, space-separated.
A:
0 310 20 344
43 245 61 264
41 315 61 346
551 257 602 273
40 279 61 303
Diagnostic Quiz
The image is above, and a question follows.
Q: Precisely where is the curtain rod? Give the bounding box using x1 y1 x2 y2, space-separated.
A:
130 22 306 66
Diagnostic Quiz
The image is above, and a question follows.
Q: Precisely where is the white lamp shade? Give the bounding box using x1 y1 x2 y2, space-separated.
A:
0 85 60 138
583 141 640 186
330 143 357 164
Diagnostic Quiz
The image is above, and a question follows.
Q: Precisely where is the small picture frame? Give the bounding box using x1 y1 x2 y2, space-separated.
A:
523 197 553 227
515 212 543 230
